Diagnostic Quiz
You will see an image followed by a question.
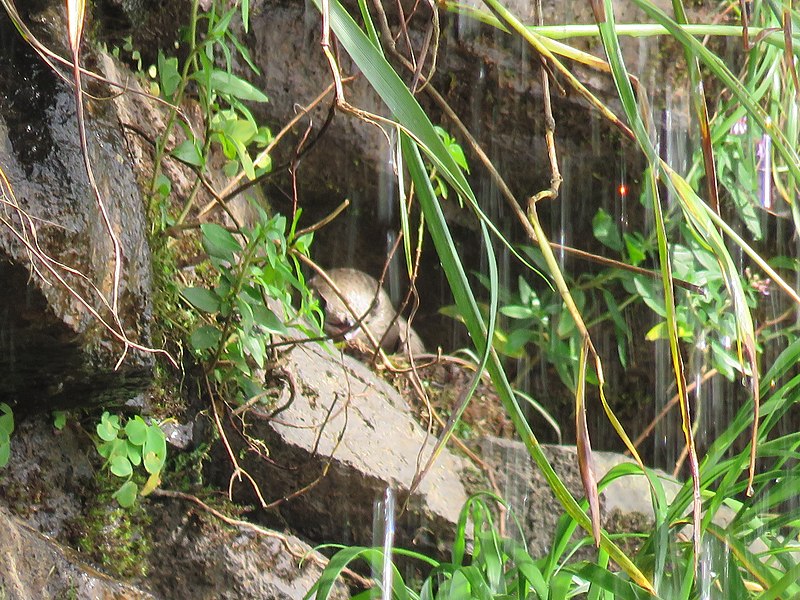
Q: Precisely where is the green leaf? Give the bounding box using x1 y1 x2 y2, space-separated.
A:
157 52 180 97
623 233 647 266
0 440 9 468
97 412 120 442
181 287 221 313
125 416 148 446
143 427 167 475
190 325 223 352
207 70 269 102
143 451 165 476
499 305 535 319
201 223 241 261
170 139 205 167
127 441 142 466
0 403 13 435
592 208 623 251
242 333 266 369
140 472 161 497
251 304 289 335
113 481 138 508
110 455 133 478
52 410 67 430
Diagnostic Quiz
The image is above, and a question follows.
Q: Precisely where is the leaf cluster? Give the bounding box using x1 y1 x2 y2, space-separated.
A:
96 412 167 507
181 208 321 405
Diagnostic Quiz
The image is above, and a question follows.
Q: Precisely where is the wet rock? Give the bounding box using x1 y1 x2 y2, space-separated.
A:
481 437 678 555
0 15 153 411
147 498 348 600
309 267 426 356
207 341 471 559
0 505 155 600
0 415 348 600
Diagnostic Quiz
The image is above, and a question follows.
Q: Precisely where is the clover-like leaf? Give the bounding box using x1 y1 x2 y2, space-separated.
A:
143 427 167 475
97 412 120 442
113 481 138 508
127 441 142 466
110 454 133 478
124 416 149 446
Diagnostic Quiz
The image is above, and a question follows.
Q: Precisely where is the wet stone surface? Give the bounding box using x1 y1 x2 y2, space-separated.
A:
0 13 153 410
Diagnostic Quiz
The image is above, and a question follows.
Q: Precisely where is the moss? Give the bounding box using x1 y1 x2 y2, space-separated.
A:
69 474 152 579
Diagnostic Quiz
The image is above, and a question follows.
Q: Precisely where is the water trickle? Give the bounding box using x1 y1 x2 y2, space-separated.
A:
372 487 396 597
758 133 772 211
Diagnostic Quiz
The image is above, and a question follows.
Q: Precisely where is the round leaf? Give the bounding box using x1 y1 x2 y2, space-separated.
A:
127 441 142 466
110 455 133 478
96 412 120 442
143 427 167 475
113 481 138 508
125 416 148 446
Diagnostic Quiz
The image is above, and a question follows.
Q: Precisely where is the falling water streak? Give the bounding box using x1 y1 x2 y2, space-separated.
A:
758 133 772 211
557 155 569 272
698 535 713 600
379 138 402 303
371 487 396 597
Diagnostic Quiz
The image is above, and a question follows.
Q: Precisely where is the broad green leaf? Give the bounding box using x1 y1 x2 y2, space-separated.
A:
157 52 180 97
207 70 269 102
181 287 221 313
110 455 133 478
0 403 13 435
143 427 167 475
170 139 204 167
52 411 67 430
201 223 241 261
190 325 223 351
97 412 120 442
592 208 623 251
252 304 289 335
0 440 9 468
499 305 535 319
113 481 138 508
126 440 142 466
125 416 148 446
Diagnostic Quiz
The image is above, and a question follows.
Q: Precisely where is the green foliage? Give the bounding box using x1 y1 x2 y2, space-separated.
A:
52 410 67 431
181 206 321 404
633 337 800 597
430 125 470 202
147 1 272 230
308 494 647 599
0 403 13 468
95 412 166 507
72 473 153 578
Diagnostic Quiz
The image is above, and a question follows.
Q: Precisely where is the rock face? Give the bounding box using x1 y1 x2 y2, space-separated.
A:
481 437 677 555
147 498 348 600
309 267 426 355
0 505 156 600
0 11 153 411
0 417 347 600
208 340 471 559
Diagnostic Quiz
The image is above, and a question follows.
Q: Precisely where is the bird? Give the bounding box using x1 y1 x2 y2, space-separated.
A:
308 268 426 356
